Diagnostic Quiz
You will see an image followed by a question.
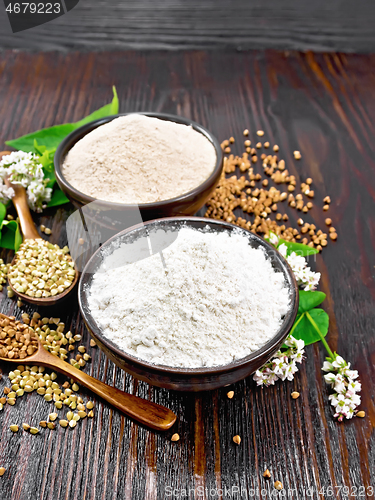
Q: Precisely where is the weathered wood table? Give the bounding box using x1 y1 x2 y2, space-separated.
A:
0 50 374 500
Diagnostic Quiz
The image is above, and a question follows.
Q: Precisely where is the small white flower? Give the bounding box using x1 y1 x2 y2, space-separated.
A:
283 363 298 381
290 350 304 364
268 232 279 246
294 339 305 352
344 368 359 380
328 393 339 407
348 380 361 392
253 335 305 386
253 370 265 385
346 407 355 419
332 356 346 368
324 373 336 385
322 361 334 372
276 244 321 291
272 358 285 376
334 381 346 394
0 184 15 204
278 243 288 257
322 353 362 421
340 405 351 416
0 151 51 212
349 394 361 407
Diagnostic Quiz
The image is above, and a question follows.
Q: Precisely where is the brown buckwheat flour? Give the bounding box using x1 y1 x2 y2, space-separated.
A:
62 114 217 204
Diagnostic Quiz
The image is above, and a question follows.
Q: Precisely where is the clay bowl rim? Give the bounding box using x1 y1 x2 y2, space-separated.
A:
78 216 299 377
54 112 223 210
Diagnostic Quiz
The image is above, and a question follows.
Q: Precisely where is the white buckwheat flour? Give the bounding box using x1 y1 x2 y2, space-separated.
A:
62 114 217 204
87 226 290 368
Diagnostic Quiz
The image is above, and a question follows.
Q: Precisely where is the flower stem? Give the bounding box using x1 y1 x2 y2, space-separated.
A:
305 311 334 358
289 313 304 337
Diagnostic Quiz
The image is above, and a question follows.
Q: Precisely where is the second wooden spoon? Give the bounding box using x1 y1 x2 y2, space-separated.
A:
0 312 176 431
1 151 78 306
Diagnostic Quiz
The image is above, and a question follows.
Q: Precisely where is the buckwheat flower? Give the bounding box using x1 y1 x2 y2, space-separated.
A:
323 372 336 385
322 360 334 372
27 180 52 212
272 357 285 376
278 243 320 291
322 353 362 421
334 377 346 395
0 151 51 212
264 232 361 423
0 184 15 204
253 369 279 386
348 394 361 408
253 335 305 386
347 379 361 393
331 355 344 368
285 336 304 352
268 232 279 246
281 362 297 382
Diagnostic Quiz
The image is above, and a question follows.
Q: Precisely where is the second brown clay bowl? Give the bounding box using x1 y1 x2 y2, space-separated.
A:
78 217 299 392
54 112 224 222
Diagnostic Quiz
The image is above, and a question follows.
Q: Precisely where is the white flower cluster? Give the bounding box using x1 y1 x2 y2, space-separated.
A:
253 336 305 386
322 355 361 421
278 243 321 291
0 151 52 212
263 233 363 422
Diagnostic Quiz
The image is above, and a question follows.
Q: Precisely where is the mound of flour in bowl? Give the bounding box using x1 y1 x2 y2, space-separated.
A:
62 114 217 204
87 227 291 368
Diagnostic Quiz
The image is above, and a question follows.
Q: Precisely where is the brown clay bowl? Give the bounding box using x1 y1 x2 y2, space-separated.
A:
78 217 299 392
54 113 224 223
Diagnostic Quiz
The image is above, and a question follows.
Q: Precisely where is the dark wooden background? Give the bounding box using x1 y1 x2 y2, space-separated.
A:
1 0 375 52
0 50 374 499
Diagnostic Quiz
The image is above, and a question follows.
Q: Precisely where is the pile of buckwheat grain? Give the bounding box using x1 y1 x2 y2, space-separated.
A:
0 315 38 359
7 239 76 298
205 130 337 251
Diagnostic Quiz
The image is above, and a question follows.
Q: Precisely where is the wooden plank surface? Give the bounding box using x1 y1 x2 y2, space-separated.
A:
0 50 374 500
1 1 375 53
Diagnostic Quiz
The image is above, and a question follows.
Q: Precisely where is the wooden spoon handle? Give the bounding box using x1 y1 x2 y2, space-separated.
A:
37 349 176 431
4 179 40 240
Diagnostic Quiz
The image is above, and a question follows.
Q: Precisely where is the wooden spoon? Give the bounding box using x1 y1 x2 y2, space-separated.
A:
0 312 176 431
0 150 78 306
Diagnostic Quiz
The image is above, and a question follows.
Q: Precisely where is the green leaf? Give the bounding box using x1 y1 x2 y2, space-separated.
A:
298 290 326 313
38 149 55 172
110 86 119 114
33 140 47 155
45 171 56 189
0 220 22 251
6 124 77 153
278 239 318 257
0 203 6 226
5 87 119 153
290 308 329 346
37 150 57 188
47 189 70 208
14 222 22 251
